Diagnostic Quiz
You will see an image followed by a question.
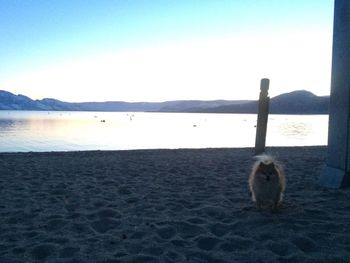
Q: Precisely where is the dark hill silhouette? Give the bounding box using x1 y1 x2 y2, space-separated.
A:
269 90 329 114
186 90 329 114
0 90 40 110
0 89 329 114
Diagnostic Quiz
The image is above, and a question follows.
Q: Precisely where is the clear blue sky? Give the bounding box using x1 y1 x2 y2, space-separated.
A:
0 0 334 102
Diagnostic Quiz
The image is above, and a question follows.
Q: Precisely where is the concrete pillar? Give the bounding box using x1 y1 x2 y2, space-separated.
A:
320 0 350 188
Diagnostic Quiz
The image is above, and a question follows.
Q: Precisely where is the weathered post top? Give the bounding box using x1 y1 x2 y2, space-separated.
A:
260 78 270 95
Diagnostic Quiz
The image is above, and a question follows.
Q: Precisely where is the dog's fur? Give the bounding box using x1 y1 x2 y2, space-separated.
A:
249 155 285 210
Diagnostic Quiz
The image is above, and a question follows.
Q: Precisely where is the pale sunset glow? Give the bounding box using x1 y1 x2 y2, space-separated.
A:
0 1 334 102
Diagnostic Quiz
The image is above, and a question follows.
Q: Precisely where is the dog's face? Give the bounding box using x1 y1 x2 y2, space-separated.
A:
256 162 279 182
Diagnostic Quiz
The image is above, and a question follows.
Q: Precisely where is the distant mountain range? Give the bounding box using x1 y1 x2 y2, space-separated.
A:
0 89 329 114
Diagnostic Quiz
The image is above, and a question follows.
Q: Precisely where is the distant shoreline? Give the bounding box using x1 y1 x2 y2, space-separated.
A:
1 89 329 114
0 145 328 154
0 109 329 115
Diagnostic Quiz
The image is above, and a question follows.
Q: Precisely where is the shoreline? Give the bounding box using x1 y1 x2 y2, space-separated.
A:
2 146 350 262
0 144 327 154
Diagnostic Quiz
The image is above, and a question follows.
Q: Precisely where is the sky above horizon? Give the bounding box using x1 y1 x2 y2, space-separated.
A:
0 0 334 102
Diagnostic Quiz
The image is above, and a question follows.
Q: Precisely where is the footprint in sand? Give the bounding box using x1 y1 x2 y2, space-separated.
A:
59 246 80 259
291 236 316 253
219 235 254 252
90 218 121 234
96 208 122 219
44 218 68 232
196 236 222 251
209 222 231 237
265 240 296 257
173 221 205 239
156 226 176 240
29 244 57 261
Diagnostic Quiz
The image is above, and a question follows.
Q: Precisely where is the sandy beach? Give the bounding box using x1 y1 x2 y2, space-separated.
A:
1 146 350 262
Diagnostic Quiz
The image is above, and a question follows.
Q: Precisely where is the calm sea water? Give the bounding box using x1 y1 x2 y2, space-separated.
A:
0 111 328 152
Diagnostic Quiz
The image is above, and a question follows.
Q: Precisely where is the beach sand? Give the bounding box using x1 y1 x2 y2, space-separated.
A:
1 146 350 262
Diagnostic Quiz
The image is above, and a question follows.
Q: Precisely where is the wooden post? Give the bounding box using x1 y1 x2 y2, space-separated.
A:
320 0 350 188
255 78 270 155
